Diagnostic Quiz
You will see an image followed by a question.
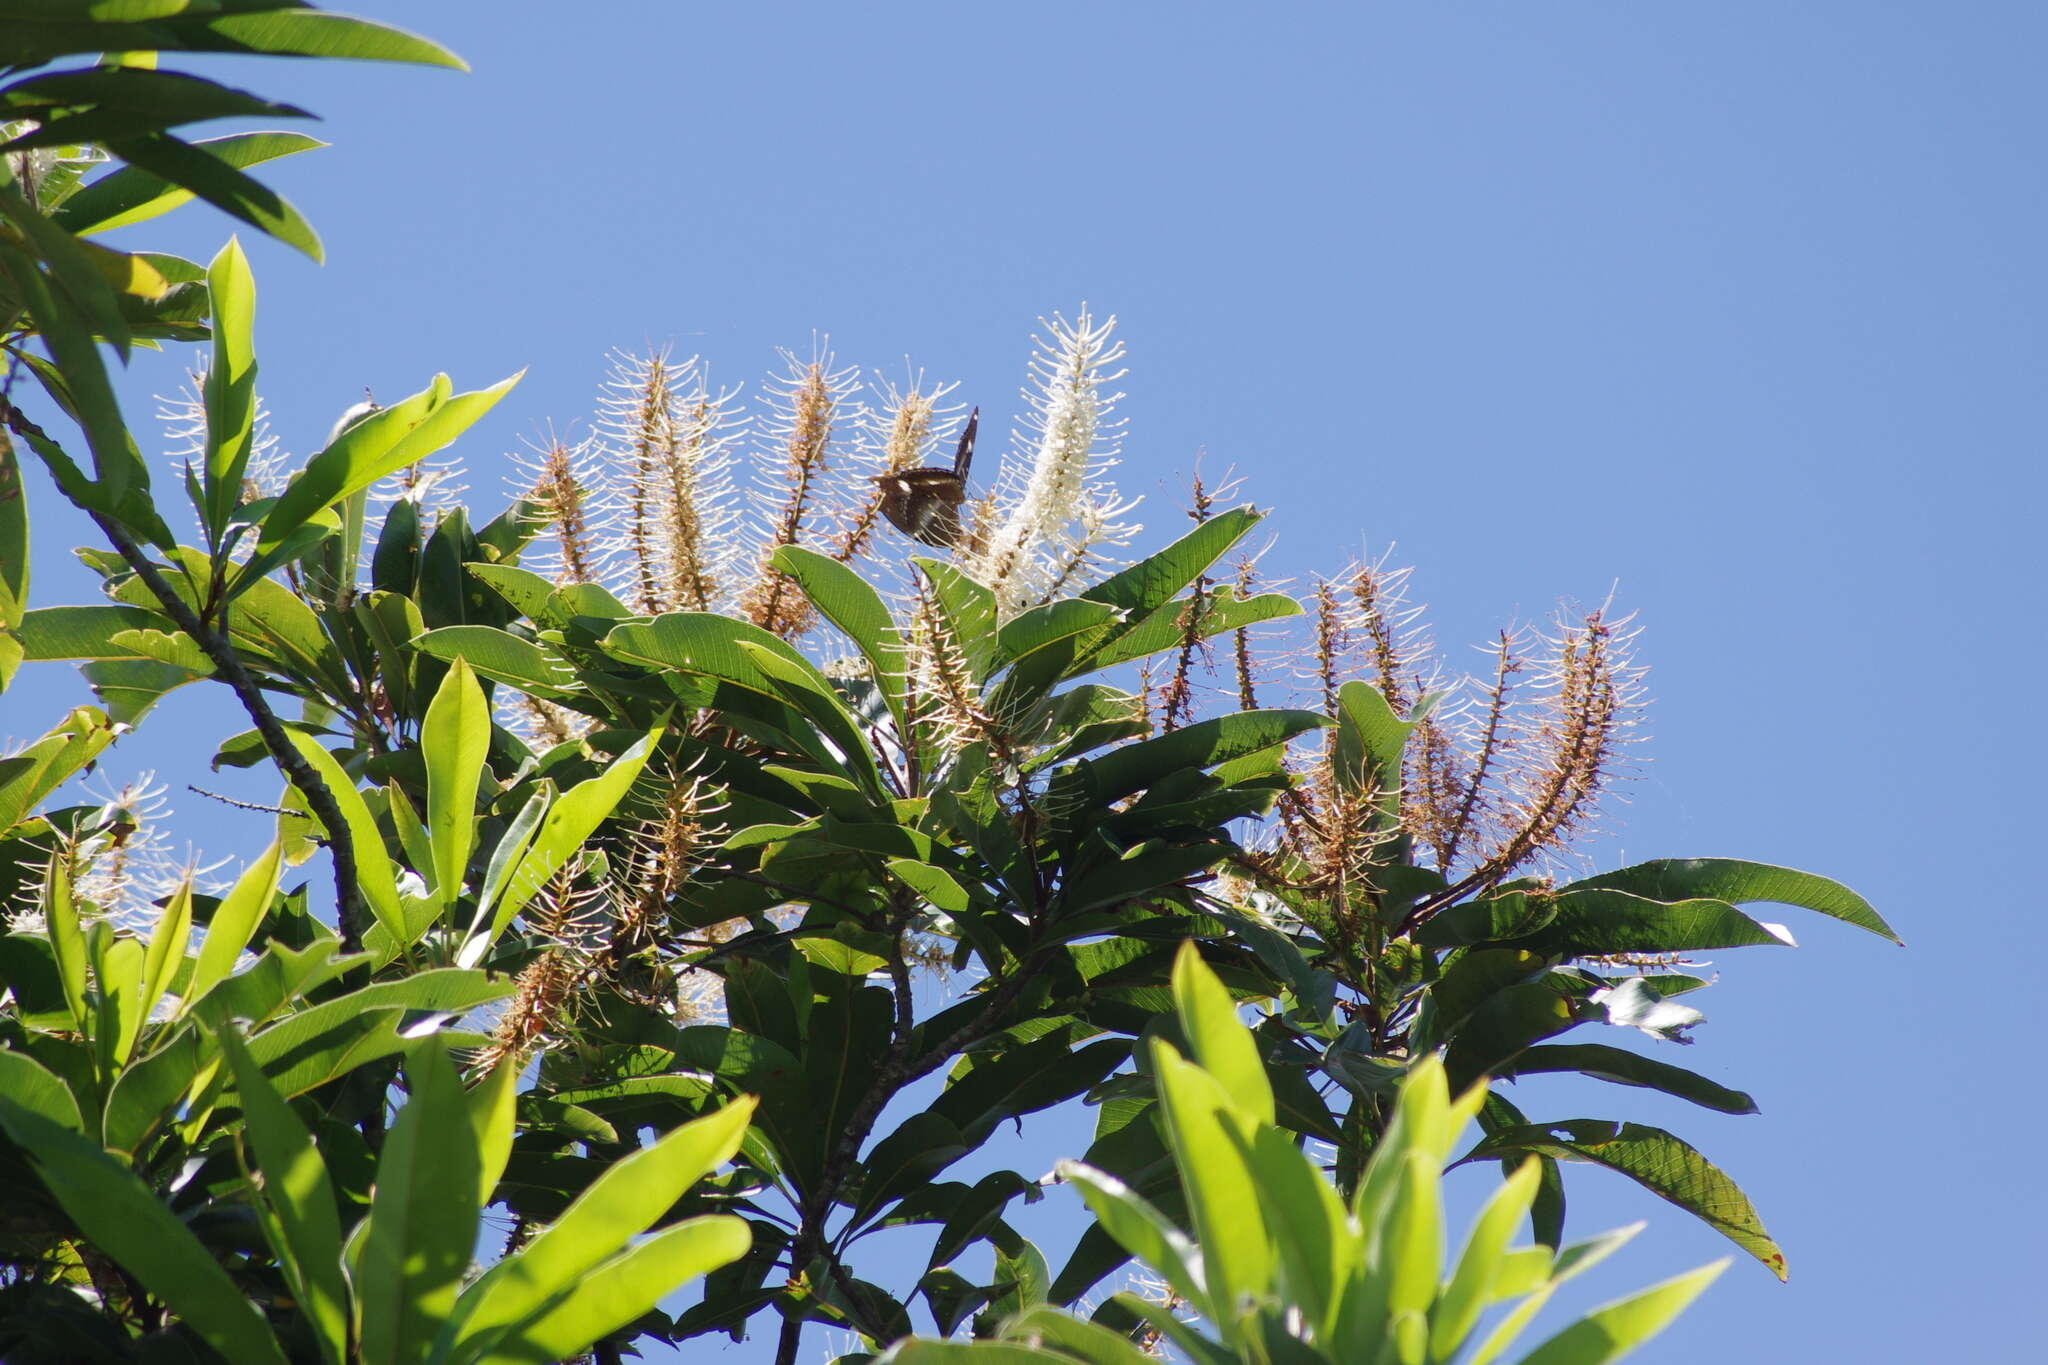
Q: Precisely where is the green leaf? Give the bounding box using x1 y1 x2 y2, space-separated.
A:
792 933 889 976
247 372 520 589
387 780 434 892
1086 709 1327 803
1416 890 1558 948
0 431 27 687
849 1112 971 1230
448 1097 757 1363
887 857 971 914
1510 1044 1759 1115
469 728 660 963
0 180 133 354
465 563 559 623
423 656 489 912
1384 1149 1444 1323
737 639 884 792
1055 1160 1212 1322
771 543 910 734
927 1170 1037 1269
1230 1123 1348 1340
413 625 579 695
1080 505 1263 618
1169 940 1273 1125
240 968 510 1097
1085 587 1302 673
0 1097 289 1365
1566 858 1900 945
53 130 325 236
106 625 211 673
358 1044 482 1365
0 705 119 830
282 727 406 946
106 129 322 260
15 603 166 660
0 8 465 68
137 873 193 1023
0 1049 83 1130
999 1306 1160 1365
0 241 155 513
931 1033 1128 1146
43 856 87 1031
1514 1259 1729 1365
200 235 257 537
996 596 1120 668
0 66 311 128
91 927 145 1075
885 1346 1063 1365
467 1055 520 1208
1523 887 1795 955
912 557 1002 680
1148 1040 1269 1336
100 1020 202 1155
471 783 549 940
217 1026 348 1365
473 1217 751 1365
1330 679 1415 819
1430 1158 1541 1360
1464 1120 1786 1280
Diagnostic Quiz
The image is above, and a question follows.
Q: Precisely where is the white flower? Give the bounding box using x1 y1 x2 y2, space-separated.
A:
968 308 1140 614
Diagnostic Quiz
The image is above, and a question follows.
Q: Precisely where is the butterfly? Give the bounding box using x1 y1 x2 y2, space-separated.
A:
876 407 976 547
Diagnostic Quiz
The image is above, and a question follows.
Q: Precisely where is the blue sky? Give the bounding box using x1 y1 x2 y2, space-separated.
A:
10 3 2045 1360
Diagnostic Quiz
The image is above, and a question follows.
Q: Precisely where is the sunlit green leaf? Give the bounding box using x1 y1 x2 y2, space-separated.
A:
358 1044 481 1365
282 727 405 945
470 728 659 963
1515 1259 1730 1365
218 1026 348 1365
1169 940 1273 1125
423 656 489 913
448 1097 756 1363
200 235 256 537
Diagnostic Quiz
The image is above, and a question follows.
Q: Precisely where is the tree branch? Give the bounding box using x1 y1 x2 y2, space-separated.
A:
771 936 1045 1365
1 397 366 950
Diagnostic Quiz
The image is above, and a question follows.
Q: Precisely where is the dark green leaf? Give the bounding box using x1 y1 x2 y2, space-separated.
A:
105 129 321 260
1521 887 1794 955
1080 505 1263 617
931 1034 1129 1145
0 1049 82 1130
53 130 324 235
771 544 910 734
0 1097 288 1365
1085 709 1327 803
1566 857 1900 945
1510 1044 1759 1115
1463 1119 1786 1280
357 1044 481 1364
850 1112 971 1228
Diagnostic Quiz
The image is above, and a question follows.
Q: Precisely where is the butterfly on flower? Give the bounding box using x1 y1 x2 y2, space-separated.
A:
876 407 976 547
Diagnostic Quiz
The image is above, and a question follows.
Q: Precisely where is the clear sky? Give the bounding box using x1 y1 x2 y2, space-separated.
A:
10 3 2045 1360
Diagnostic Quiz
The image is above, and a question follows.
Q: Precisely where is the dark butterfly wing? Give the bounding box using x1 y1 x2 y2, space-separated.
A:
875 406 977 546
879 468 968 546
953 407 978 479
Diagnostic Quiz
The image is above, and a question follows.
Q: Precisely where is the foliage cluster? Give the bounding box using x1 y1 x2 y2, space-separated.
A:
0 8 1895 1364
